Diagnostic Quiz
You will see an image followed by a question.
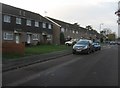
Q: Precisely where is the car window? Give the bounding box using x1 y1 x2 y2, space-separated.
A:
77 41 89 45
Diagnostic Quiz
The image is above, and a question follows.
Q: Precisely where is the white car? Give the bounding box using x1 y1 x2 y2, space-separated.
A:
65 39 77 46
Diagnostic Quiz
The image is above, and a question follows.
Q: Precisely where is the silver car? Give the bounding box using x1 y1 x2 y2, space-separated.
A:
72 39 94 54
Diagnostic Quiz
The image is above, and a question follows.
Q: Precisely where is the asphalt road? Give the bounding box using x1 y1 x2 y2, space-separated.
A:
2 44 118 87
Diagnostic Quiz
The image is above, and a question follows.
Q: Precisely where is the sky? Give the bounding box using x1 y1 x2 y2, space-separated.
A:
0 0 119 36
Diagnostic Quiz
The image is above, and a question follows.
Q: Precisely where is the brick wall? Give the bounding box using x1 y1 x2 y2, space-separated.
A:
2 42 25 55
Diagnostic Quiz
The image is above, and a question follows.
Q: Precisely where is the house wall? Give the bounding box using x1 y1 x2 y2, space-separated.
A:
52 24 60 45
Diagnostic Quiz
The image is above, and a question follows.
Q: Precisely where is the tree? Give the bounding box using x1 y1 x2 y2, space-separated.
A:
60 32 65 44
107 33 116 41
86 25 93 30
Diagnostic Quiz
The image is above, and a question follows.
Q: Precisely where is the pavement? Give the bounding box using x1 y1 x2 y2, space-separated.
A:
2 49 72 72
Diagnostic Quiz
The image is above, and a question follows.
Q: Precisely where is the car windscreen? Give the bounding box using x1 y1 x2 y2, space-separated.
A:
76 41 89 45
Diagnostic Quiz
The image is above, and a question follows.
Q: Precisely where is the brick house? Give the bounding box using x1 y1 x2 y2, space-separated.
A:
2 3 53 45
1 3 53 55
46 17 100 44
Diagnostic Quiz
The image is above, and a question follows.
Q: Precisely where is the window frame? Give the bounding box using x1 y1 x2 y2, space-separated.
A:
35 21 39 27
3 32 14 40
42 22 46 28
16 17 22 25
32 34 39 40
26 19 32 26
4 15 11 23
48 24 52 29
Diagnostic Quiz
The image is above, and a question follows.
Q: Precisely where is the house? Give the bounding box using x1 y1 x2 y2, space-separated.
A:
2 3 53 45
46 17 99 44
1 3 53 55
46 17 83 43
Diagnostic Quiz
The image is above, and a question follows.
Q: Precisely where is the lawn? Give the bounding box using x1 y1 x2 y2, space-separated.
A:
25 44 70 55
3 45 71 59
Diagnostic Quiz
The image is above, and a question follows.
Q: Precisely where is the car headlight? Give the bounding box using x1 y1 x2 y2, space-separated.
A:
84 46 88 49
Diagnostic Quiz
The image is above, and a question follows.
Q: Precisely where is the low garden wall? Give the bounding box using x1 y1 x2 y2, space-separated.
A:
2 42 25 55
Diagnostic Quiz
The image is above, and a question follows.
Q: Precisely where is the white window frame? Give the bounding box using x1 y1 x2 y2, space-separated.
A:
61 28 65 32
32 34 39 40
73 30 75 33
35 21 39 27
76 31 79 34
47 35 52 40
26 19 31 26
16 18 21 25
42 23 46 28
48 24 52 29
3 32 13 40
4 15 11 23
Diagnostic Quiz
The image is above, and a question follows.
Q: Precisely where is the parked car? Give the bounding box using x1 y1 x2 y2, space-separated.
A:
92 42 101 51
117 41 120 45
72 39 94 54
65 39 77 46
109 41 117 45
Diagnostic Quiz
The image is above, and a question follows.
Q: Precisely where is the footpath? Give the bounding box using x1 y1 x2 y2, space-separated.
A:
2 49 72 72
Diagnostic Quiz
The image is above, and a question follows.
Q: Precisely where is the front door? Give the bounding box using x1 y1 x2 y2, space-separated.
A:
27 35 31 44
15 34 20 44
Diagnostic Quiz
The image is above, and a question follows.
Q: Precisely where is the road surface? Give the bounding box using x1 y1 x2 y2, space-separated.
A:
2 44 118 86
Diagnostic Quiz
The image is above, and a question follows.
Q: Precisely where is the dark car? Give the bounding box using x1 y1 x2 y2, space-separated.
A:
72 39 94 54
92 42 101 51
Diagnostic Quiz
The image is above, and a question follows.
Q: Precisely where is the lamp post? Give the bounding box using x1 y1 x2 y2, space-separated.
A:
100 23 104 33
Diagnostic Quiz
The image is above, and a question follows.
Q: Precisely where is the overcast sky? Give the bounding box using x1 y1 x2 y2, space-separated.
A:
0 0 119 36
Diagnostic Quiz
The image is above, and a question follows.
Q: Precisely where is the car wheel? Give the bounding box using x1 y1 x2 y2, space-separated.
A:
86 50 90 54
72 50 76 54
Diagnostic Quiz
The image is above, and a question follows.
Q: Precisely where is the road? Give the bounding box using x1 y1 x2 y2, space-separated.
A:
2 44 118 86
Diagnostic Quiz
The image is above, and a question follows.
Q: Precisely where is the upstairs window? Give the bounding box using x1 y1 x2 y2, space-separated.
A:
73 30 75 33
48 24 52 29
3 32 13 40
35 21 39 27
16 18 21 25
76 31 79 34
42 23 46 28
61 28 65 32
4 15 11 23
26 19 31 26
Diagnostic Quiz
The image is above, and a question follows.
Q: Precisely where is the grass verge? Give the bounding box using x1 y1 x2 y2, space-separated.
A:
3 44 71 59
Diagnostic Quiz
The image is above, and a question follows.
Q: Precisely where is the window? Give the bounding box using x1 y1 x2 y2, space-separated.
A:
23 11 26 16
32 34 39 40
73 30 75 33
42 23 46 28
61 28 65 32
48 24 52 29
76 31 79 34
16 18 21 24
3 32 13 40
4 15 11 23
35 21 39 27
26 19 31 26
47 35 52 41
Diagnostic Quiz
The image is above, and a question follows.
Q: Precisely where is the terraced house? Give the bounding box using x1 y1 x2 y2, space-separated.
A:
46 17 99 44
2 3 53 45
1 3 100 54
